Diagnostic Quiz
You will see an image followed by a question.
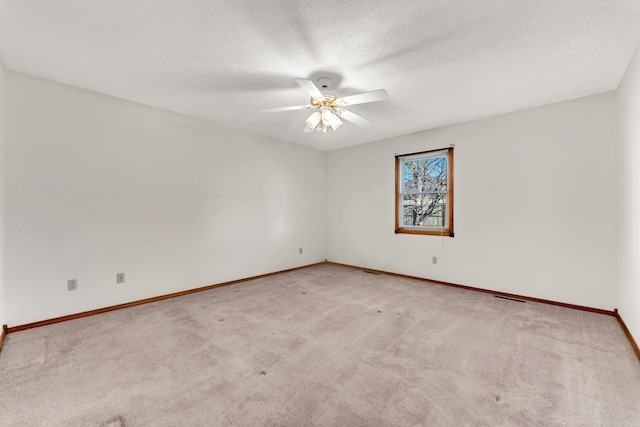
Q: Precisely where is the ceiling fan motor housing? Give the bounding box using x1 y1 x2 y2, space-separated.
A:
317 77 332 89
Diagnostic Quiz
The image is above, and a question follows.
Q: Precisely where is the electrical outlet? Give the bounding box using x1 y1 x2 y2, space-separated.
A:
299 247 303 254
117 273 125 284
67 279 77 291
432 256 438 264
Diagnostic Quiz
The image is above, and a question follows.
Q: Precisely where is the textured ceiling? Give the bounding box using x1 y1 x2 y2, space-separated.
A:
1 1 640 151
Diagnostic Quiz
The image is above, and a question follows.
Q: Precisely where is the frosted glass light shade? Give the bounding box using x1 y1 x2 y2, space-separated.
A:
305 108 343 133
329 115 343 130
306 112 322 129
321 107 334 125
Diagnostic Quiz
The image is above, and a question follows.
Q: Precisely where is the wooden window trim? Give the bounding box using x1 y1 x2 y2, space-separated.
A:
395 147 454 237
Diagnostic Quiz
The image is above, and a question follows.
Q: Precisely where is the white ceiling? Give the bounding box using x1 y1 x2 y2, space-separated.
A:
1 1 640 151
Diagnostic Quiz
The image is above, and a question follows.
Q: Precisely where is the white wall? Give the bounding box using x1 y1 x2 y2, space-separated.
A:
2 65 626 326
4 70 327 326
617 42 640 342
328 92 617 310
0 59 5 328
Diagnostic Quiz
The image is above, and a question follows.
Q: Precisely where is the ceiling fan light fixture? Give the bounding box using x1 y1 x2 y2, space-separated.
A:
315 122 327 133
306 111 322 129
329 114 343 131
321 106 334 125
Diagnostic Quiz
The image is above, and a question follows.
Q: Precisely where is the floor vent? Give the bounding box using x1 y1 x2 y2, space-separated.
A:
494 295 526 303
363 271 380 275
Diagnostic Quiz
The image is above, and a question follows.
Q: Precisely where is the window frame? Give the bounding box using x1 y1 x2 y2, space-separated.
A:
395 147 454 237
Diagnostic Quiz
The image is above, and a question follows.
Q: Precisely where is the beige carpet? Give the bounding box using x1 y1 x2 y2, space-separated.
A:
1 264 639 426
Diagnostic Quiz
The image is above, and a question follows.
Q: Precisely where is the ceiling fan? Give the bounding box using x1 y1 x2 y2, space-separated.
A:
260 77 389 134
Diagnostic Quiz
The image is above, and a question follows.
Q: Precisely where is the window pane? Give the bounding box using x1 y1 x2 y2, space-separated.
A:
395 146 453 236
402 156 447 194
401 194 447 228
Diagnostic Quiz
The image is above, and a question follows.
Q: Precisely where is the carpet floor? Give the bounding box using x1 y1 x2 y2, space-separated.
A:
1 264 639 426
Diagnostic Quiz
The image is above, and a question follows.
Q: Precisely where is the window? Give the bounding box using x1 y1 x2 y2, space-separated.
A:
395 147 454 236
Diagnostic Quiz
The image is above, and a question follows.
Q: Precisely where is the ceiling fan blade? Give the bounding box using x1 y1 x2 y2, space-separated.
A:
260 105 309 113
338 89 389 106
294 78 324 100
339 109 373 127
